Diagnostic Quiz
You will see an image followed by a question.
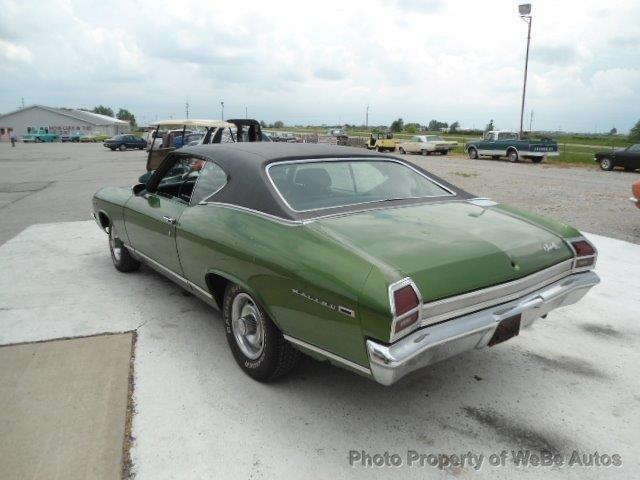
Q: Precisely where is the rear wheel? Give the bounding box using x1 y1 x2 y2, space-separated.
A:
507 149 519 163
599 157 614 171
119 144 126 151
223 284 300 381
468 147 478 159
109 223 140 272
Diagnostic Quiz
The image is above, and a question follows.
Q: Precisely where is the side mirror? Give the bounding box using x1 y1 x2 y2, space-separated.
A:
132 183 146 195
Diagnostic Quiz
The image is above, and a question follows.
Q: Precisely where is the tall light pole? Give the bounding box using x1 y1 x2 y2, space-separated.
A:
185 101 189 119
518 3 532 138
220 101 224 120
245 106 248 119
365 104 369 129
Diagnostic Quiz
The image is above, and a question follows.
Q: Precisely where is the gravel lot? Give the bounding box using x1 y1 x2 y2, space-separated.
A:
0 142 637 246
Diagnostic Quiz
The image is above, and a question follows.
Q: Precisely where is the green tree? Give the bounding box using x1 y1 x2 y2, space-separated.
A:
450 121 460 133
630 120 640 142
93 105 114 117
404 123 420 134
390 118 404 133
116 108 136 127
427 120 448 131
485 119 495 133
608 127 617 135
260 120 267 128
273 120 284 128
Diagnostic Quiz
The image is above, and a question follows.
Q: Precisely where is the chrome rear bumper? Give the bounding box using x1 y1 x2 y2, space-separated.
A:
366 270 600 386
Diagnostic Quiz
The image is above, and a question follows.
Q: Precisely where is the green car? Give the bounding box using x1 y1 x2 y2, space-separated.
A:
92 144 599 385
22 129 59 142
465 130 559 163
80 133 110 142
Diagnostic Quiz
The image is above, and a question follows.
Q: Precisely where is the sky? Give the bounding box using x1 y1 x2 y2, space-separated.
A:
1 0 639 132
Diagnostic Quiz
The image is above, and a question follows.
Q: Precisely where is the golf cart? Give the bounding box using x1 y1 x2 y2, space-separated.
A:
366 132 396 152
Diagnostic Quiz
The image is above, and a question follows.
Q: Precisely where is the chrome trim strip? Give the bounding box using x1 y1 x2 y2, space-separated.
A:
265 157 456 214
197 202 304 226
283 335 372 376
125 246 219 308
467 197 499 207
421 259 574 326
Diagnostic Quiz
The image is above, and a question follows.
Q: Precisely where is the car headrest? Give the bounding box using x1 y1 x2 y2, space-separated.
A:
294 168 332 190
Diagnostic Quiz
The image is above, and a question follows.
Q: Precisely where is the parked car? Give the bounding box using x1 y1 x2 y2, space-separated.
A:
631 180 640 209
595 144 640 171
22 128 59 142
80 133 110 143
465 131 558 163
69 131 83 142
366 132 396 152
398 135 458 155
104 134 147 151
92 143 599 386
60 133 71 142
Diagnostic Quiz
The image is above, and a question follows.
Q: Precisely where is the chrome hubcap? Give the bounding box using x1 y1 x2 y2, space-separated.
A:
109 226 122 262
602 159 611 169
231 293 264 360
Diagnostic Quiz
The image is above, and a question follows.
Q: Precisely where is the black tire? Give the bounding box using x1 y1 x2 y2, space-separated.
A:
109 223 140 272
119 144 126 151
531 156 544 164
439 150 448 155
468 147 478 159
398 147 405 154
507 149 519 163
599 157 614 171
376 146 382 152
421 149 429 156
223 284 300 381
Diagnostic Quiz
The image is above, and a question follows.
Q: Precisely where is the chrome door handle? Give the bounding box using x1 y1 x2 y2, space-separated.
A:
162 216 176 225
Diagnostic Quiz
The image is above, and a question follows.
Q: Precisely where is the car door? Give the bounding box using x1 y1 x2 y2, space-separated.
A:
619 144 640 169
407 136 420 153
124 154 202 275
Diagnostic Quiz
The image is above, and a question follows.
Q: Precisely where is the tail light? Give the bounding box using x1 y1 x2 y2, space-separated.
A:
570 238 597 269
389 279 422 341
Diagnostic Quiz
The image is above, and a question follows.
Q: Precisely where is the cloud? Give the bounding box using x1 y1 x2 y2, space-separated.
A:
0 0 639 132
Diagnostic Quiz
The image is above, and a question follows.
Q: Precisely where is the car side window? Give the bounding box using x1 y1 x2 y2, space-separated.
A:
629 144 640 152
156 156 207 203
190 161 228 204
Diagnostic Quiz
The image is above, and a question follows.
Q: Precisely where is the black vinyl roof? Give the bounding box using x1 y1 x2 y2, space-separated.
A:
176 143 472 221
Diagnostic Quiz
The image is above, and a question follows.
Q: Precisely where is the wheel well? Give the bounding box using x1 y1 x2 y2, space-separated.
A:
97 211 110 231
467 145 476 151
506 146 518 154
205 272 230 309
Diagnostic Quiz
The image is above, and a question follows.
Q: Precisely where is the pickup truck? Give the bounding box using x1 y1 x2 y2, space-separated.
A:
465 131 558 163
22 128 59 143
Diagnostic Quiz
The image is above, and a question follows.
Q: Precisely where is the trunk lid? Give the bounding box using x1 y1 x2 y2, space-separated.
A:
309 202 573 302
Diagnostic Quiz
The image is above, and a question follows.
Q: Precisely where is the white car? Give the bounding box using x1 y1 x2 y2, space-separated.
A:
398 135 458 155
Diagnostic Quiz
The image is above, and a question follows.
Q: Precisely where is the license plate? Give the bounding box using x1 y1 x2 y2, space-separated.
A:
488 314 521 346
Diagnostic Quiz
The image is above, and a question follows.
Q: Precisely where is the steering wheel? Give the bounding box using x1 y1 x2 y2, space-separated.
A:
177 173 197 202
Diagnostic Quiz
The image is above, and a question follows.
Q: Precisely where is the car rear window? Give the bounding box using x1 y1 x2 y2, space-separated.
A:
268 159 453 212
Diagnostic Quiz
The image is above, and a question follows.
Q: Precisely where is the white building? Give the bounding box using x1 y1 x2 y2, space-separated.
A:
0 105 130 141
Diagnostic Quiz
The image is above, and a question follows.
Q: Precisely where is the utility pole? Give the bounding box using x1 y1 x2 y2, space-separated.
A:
518 4 532 139
220 101 224 120
529 109 534 133
245 106 248 119
185 101 189 119
365 104 369 129
20 97 25 109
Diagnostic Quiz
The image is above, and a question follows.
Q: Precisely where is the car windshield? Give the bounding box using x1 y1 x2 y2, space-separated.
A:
426 136 444 141
268 159 452 212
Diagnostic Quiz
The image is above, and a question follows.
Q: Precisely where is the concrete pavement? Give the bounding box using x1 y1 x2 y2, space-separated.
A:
0 333 133 480
0 220 638 479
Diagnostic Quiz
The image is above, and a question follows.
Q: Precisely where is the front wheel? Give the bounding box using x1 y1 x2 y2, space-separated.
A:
119 144 126 151
398 147 405 154
468 147 478 159
599 157 614 171
224 284 300 381
109 224 140 272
